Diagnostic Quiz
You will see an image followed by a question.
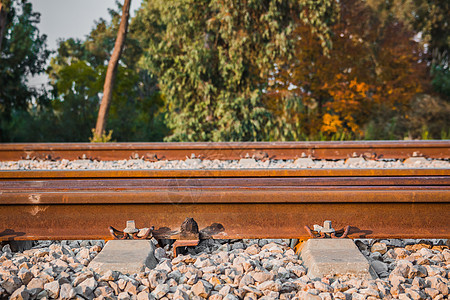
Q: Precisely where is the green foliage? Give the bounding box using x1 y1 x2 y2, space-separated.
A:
0 0 50 141
137 0 338 141
89 129 114 143
441 128 450 139
2 0 448 142
366 0 449 57
409 0 449 63
0 2 167 142
48 59 102 141
431 64 450 101
33 3 167 142
362 94 450 140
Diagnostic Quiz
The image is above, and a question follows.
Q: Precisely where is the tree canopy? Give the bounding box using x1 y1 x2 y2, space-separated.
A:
4 2 167 142
137 0 338 141
267 0 429 140
0 0 448 142
0 0 50 141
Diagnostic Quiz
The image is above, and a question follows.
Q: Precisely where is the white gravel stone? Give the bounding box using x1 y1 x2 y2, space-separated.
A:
371 242 388 254
59 283 76 299
152 283 169 299
44 280 59 298
252 271 274 283
118 291 131 300
99 269 119 281
2 157 449 170
192 279 213 298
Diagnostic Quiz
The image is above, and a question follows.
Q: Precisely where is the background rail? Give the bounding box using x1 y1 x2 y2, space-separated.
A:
1 140 449 161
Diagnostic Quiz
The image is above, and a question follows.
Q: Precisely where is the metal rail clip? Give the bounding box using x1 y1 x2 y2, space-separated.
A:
109 220 153 240
172 217 200 257
305 220 350 238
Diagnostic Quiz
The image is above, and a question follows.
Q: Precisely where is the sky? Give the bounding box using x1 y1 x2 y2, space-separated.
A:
28 0 142 87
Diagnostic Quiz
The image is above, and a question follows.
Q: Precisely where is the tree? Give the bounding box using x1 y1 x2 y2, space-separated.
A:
0 0 50 141
44 2 167 142
94 0 131 141
137 0 338 141
366 0 450 101
266 0 427 140
0 0 11 51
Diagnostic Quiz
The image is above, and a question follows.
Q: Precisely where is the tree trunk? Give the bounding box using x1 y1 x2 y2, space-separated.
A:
94 0 131 139
0 1 11 52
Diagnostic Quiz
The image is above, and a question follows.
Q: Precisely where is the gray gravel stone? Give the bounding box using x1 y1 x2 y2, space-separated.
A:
152 283 169 299
173 289 189 300
1 238 449 299
223 294 239 300
371 260 388 275
154 247 167 262
77 276 97 295
148 270 167 288
10 285 29 300
1 275 22 294
17 268 33 285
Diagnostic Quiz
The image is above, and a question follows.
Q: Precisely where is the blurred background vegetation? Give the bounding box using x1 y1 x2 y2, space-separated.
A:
0 0 449 142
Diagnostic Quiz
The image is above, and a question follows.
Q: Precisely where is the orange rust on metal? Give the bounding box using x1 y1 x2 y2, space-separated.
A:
1 168 449 179
1 170 449 205
0 203 448 240
0 168 449 241
0 140 449 161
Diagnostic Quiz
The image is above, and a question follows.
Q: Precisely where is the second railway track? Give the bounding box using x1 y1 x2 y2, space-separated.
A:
0 140 449 243
1 140 449 161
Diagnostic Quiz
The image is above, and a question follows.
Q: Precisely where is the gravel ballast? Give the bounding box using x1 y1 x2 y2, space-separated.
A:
0 158 449 170
1 239 449 299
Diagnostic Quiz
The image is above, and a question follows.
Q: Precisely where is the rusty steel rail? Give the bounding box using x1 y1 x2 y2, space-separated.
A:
0 140 449 161
0 168 449 241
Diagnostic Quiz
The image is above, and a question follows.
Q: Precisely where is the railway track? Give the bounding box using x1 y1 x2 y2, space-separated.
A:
0 141 449 242
1 140 449 161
